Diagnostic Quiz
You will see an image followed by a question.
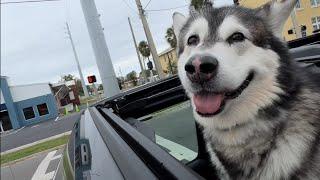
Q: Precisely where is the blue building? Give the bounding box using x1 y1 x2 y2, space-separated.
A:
0 76 58 131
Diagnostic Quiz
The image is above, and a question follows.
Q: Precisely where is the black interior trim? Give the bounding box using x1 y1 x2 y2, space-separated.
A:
97 107 204 180
89 108 157 180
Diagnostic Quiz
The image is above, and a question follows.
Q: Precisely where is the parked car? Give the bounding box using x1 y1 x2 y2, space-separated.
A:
55 34 320 180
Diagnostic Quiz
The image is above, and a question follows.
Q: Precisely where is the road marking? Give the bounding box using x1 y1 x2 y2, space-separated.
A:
14 126 25 133
155 135 197 161
44 171 55 179
31 150 62 180
51 154 62 161
31 125 40 128
1 127 26 137
52 154 63 180
54 117 60 122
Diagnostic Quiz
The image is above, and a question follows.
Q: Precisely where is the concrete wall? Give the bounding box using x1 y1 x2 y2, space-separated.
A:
10 83 52 102
1 77 58 129
14 94 58 127
1 77 20 129
159 48 178 75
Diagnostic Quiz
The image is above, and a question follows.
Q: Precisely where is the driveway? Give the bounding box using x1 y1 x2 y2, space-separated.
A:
1 148 63 180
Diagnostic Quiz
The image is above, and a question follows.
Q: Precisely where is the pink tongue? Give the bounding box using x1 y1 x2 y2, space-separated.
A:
193 94 224 114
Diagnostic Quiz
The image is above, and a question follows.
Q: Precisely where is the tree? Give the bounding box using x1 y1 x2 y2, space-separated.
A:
116 77 124 90
138 41 151 61
97 84 103 91
167 60 178 75
75 79 85 96
191 0 204 10
191 0 212 10
139 69 157 78
126 71 138 86
61 74 87 96
126 71 137 81
86 85 94 95
165 27 177 48
61 74 75 82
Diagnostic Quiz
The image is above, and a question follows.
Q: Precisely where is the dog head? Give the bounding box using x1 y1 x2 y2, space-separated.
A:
173 0 298 130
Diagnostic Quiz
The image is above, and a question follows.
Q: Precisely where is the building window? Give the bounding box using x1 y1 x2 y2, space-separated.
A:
310 0 320 7
37 103 49 116
23 107 35 120
311 16 320 31
295 0 302 8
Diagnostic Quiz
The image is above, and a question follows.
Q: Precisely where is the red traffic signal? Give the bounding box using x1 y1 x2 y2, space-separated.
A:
87 75 97 83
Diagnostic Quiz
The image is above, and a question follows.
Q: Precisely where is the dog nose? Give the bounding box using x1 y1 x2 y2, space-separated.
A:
185 55 218 83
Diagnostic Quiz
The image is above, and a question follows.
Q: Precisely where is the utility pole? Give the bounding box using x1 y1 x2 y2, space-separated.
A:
134 0 165 79
128 17 146 79
80 0 120 98
290 9 302 39
66 22 89 98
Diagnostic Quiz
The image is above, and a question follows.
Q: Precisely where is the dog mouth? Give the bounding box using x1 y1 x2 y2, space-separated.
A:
193 72 254 117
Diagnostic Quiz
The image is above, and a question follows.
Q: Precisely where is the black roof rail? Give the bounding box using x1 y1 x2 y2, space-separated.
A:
287 33 320 48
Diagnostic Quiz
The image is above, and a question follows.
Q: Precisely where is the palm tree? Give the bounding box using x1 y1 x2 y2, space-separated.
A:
165 27 177 48
138 41 151 61
191 0 204 10
191 0 212 10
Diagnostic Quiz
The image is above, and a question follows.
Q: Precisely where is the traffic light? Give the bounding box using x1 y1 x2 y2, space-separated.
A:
87 75 96 84
147 60 153 70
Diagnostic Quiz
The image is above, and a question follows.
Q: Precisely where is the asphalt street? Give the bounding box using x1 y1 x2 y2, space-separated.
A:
1 112 80 152
1 148 63 180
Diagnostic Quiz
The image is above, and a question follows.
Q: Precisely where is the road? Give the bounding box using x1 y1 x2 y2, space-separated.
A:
1 148 63 180
1 112 81 152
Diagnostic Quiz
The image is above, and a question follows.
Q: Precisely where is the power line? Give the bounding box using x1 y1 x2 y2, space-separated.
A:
1 0 61 4
120 0 138 13
145 4 188 12
143 0 152 9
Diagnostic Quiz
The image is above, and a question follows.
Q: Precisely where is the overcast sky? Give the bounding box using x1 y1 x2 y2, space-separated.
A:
1 0 233 85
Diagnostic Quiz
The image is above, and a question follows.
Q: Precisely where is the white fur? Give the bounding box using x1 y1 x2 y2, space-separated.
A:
218 16 252 41
177 18 210 96
184 17 209 47
258 0 298 38
172 1 303 178
172 12 187 38
206 143 230 180
185 39 283 131
175 14 284 146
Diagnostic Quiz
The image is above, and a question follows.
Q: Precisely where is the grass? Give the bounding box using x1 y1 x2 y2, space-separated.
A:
1 135 69 165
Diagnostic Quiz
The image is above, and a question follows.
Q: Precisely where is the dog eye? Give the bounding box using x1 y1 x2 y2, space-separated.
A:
187 35 200 46
227 32 245 44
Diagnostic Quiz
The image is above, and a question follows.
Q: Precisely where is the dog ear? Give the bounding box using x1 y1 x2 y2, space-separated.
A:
256 0 297 38
172 12 187 38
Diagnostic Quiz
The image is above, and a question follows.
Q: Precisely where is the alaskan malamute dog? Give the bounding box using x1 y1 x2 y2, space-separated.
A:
172 0 320 179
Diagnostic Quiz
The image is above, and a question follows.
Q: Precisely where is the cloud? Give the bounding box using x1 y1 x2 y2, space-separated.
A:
1 0 234 86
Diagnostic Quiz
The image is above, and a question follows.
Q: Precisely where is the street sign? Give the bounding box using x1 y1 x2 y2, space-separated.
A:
87 75 97 83
147 60 153 70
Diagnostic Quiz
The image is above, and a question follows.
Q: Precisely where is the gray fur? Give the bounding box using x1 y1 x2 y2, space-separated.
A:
173 1 320 179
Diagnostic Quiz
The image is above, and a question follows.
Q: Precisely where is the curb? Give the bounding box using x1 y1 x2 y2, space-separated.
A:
1 131 71 155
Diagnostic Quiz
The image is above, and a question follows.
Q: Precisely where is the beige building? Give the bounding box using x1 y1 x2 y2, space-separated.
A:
236 0 320 41
158 48 178 75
